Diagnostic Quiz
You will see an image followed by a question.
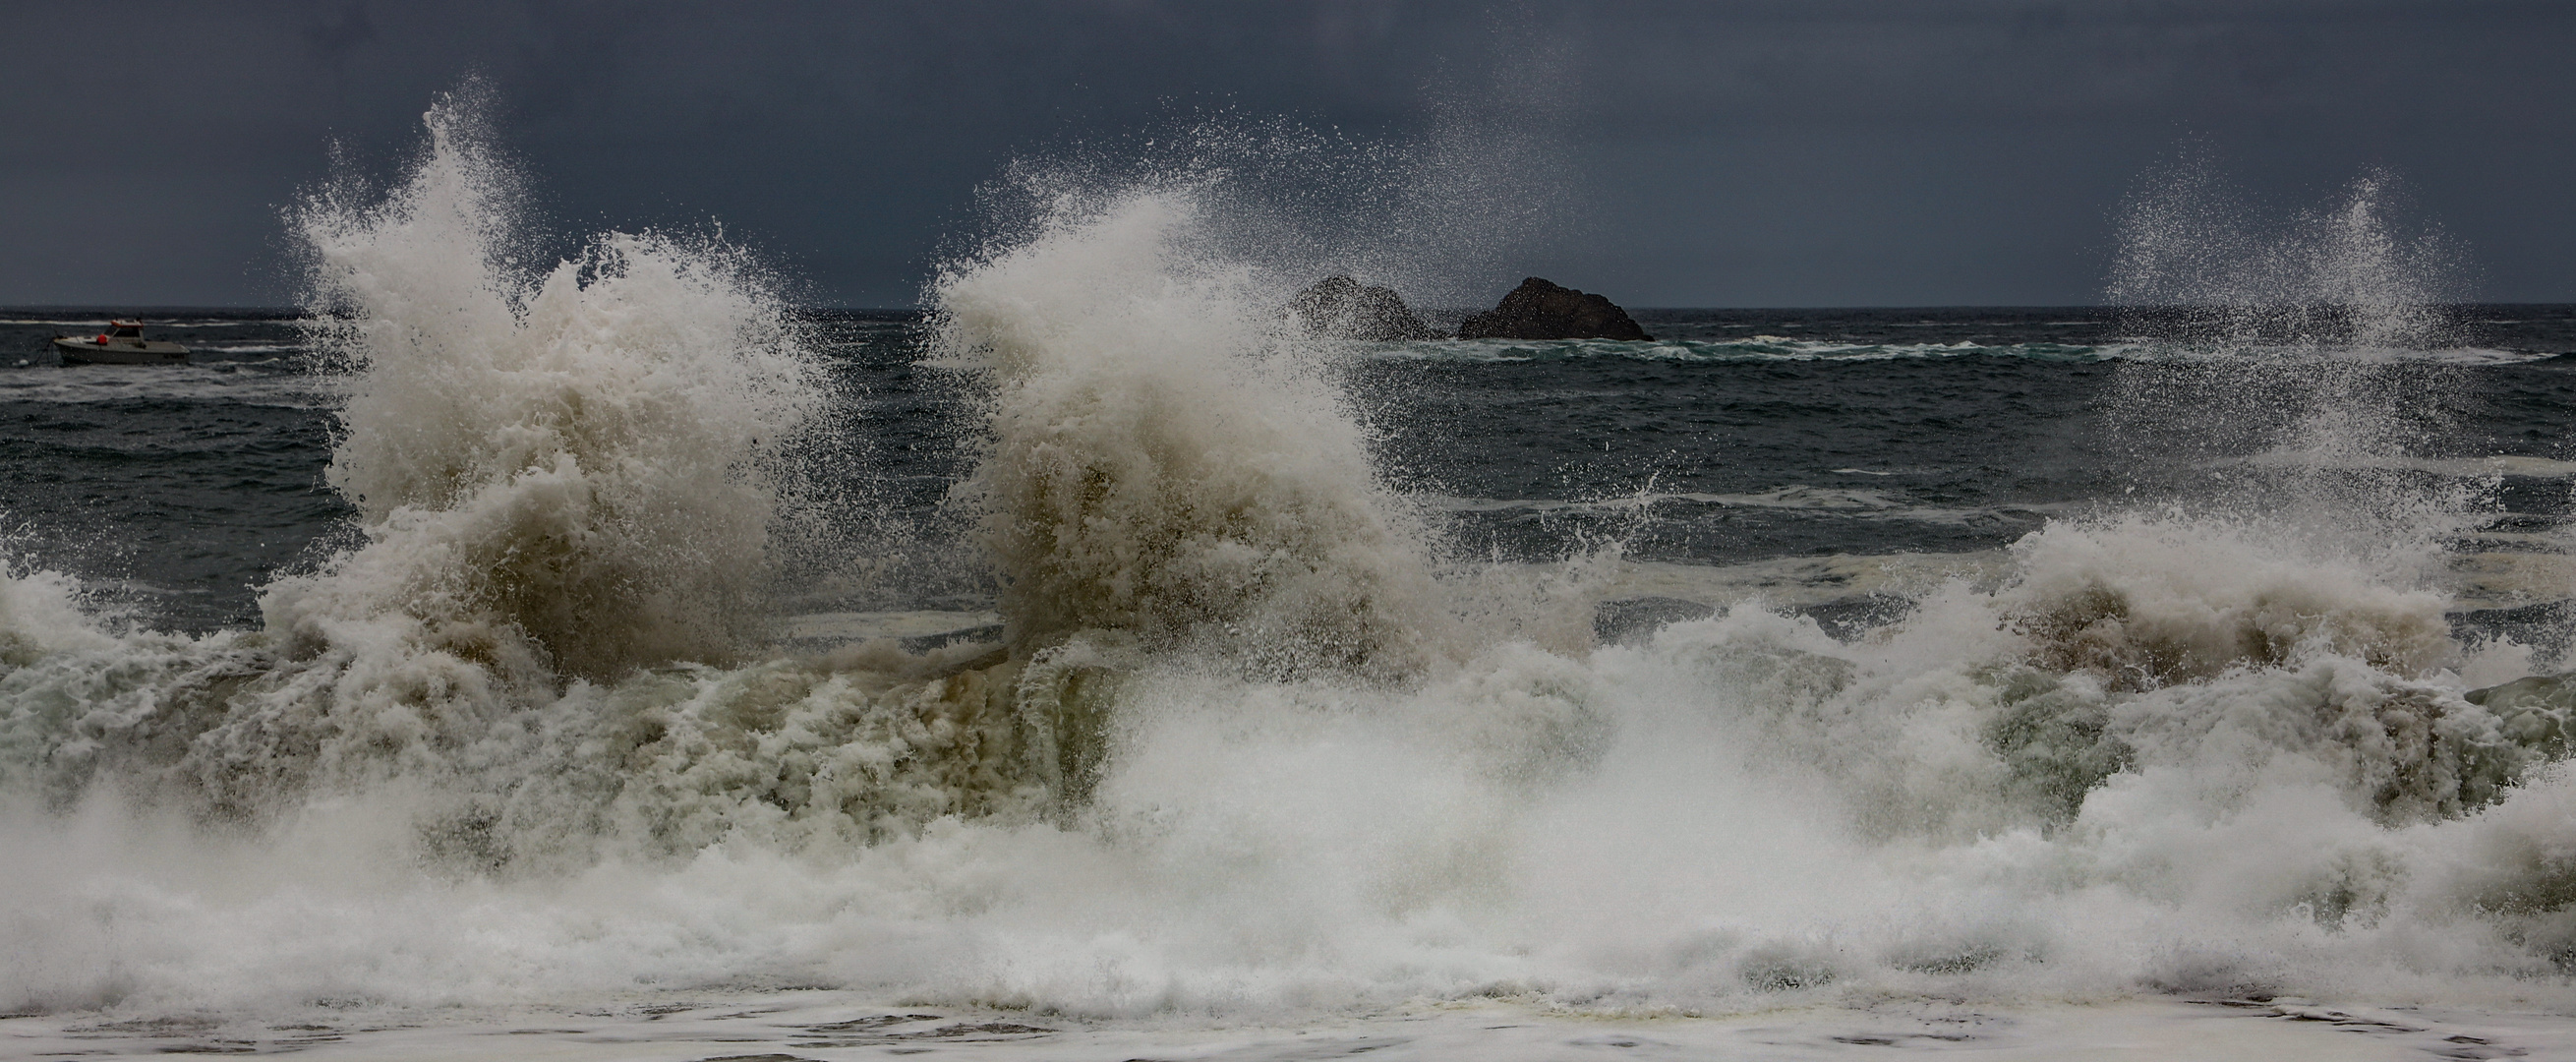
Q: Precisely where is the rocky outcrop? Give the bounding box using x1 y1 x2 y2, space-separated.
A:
1284 276 1441 341
1457 277 1652 341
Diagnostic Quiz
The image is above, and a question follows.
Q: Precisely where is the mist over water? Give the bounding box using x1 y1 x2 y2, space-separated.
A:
2102 162 2490 592
8 97 2576 1056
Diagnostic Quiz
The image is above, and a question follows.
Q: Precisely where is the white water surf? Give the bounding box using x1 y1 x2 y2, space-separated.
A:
5 97 2576 1060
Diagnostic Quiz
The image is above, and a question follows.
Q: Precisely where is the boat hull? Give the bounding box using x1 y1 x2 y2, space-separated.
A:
53 337 188 366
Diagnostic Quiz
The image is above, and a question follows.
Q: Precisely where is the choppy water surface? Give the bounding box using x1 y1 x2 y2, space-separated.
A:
11 100 2576 1060
13 307 2574 635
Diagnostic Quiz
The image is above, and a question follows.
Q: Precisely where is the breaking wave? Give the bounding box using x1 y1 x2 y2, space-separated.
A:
935 189 1456 679
5 107 2576 1028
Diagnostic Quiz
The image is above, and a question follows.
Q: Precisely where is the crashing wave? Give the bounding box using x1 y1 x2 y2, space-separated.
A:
934 190 1449 681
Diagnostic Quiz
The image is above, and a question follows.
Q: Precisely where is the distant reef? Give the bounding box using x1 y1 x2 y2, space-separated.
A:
1284 275 1442 341
1457 277 1652 341
1284 274 1652 342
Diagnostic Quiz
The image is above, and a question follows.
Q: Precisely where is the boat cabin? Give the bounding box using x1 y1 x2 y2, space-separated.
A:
52 319 189 365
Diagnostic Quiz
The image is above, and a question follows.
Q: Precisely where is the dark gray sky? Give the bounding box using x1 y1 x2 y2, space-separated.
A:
7 1 2573 308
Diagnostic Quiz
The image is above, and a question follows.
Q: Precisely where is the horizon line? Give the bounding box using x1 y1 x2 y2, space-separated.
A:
8 302 2576 316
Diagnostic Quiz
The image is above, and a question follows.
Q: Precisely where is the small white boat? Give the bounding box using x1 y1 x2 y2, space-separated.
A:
53 321 188 366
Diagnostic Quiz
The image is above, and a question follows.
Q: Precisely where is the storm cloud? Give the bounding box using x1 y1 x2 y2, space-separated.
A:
5 1 2571 307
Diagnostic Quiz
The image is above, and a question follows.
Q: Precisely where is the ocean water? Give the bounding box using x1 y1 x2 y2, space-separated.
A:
11 101 2576 1060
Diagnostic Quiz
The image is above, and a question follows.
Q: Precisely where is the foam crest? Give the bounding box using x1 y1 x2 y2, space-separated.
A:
2103 158 2484 586
10 522 2576 1018
0 560 114 666
935 190 1445 678
1993 515 2456 687
18 102 2576 1038
277 92 821 679
1973 516 2556 828
0 94 844 846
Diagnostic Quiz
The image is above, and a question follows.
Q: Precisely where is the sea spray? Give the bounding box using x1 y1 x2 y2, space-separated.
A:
1996 513 2457 687
935 189 1450 679
0 96 1008 855
2109 160 2466 352
14 88 851 834
277 92 822 680
948 94 1573 333
906 148 2576 998
2104 158 2483 561
22 115 2576 1031
0 558 114 667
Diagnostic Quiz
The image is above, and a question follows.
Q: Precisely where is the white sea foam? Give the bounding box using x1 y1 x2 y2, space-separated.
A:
270 89 823 681
7 105 2576 1052
934 188 1454 678
9 516 2576 1021
0 559 116 666
0 92 838 864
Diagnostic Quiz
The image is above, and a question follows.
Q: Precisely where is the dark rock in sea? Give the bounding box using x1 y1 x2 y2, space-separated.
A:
1284 275 1441 341
1456 277 1653 341
1594 596 1718 646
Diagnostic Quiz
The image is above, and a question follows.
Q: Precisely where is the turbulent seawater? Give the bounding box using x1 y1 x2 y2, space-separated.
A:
13 102 2576 1059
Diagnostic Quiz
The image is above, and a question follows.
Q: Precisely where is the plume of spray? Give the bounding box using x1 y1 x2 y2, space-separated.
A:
18 99 2576 1020
951 10 1583 324
1889 151 2524 864
2094 150 2483 588
0 78 1598 875
2109 158 2467 352
1360 21 1583 314
0 86 850 825
272 87 822 682
933 184 1450 680
929 44 1592 680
